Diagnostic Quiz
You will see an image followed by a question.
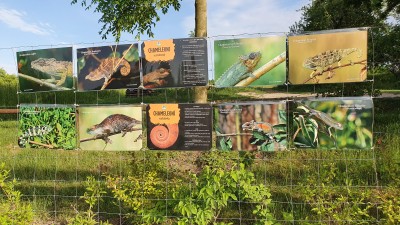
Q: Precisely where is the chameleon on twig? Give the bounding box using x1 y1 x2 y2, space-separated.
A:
85 57 131 84
242 120 273 133
86 114 141 144
242 120 277 145
215 52 261 87
303 48 362 83
31 58 73 86
294 102 343 147
296 103 343 131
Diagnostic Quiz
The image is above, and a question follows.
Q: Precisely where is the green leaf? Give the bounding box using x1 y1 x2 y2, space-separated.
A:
298 116 313 144
273 123 287 130
219 138 228 150
123 46 139 62
231 173 238 182
226 137 233 149
205 187 213 196
251 138 260 144
278 110 287 123
253 131 266 140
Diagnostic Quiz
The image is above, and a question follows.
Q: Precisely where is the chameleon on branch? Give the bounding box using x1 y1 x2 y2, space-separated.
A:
18 125 53 148
241 120 288 151
215 52 261 87
242 120 273 133
303 48 362 83
242 120 276 142
31 58 73 86
85 57 131 83
87 114 141 144
295 102 343 141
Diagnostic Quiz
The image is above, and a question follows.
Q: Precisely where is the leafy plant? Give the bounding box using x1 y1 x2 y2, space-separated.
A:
0 163 34 225
292 100 373 149
68 176 111 225
0 68 18 107
298 162 374 224
105 171 166 224
377 187 400 224
18 105 76 149
173 163 275 225
196 151 254 170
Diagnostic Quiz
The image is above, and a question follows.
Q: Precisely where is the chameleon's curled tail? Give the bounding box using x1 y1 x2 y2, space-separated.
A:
119 59 131 76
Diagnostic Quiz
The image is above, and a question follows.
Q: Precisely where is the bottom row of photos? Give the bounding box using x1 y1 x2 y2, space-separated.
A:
18 97 373 151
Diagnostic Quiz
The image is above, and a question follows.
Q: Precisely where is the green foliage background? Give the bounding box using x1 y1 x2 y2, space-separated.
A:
214 36 286 86
18 105 76 149
0 68 18 107
292 98 373 149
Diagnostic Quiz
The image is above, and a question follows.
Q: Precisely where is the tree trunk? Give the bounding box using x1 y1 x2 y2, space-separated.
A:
194 0 208 103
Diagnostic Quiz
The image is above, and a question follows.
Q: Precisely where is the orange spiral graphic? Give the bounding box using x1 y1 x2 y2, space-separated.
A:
149 124 179 149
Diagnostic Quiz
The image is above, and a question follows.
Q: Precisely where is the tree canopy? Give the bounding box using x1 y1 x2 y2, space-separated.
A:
290 0 399 32
0 68 17 81
71 0 182 41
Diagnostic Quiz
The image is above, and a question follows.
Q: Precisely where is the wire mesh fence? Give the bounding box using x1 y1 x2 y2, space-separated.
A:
0 30 400 224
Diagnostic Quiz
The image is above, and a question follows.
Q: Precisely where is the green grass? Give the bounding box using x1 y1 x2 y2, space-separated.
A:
0 120 134 222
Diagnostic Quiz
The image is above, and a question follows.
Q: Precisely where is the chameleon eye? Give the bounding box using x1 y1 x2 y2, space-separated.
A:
248 52 257 59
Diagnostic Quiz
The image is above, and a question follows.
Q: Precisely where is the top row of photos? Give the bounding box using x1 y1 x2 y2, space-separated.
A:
17 29 367 92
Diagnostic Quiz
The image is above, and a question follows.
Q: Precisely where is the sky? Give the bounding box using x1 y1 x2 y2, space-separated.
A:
0 0 309 74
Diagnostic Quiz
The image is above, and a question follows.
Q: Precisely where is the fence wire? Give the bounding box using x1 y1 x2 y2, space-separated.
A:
0 30 399 224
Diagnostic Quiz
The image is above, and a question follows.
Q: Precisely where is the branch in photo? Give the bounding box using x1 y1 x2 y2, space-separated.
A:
80 127 142 143
100 44 136 90
27 140 54 149
235 52 286 87
18 73 71 91
216 133 253 137
302 59 367 84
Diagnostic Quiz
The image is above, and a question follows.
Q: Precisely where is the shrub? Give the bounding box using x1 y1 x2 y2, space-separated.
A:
68 176 111 225
0 163 34 225
173 163 275 225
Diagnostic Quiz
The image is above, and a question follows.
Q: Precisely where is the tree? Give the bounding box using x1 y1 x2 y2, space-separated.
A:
193 0 208 103
71 0 209 103
71 0 182 40
290 0 382 32
0 68 18 106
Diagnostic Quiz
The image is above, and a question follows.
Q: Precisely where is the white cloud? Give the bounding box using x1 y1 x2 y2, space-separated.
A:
0 7 52 35
183 0 309 37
